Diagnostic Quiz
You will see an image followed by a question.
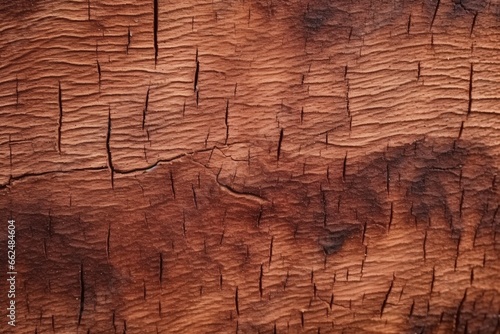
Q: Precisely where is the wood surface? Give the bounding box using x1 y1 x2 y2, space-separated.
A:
0 0 499 333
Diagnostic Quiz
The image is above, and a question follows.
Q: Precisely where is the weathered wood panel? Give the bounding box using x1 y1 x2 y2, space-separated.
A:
0 0 499 333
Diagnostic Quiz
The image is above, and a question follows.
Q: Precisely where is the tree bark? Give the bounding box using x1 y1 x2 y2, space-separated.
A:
0 0 499 333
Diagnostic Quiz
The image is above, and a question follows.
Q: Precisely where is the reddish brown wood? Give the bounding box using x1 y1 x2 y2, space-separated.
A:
0 0 499 333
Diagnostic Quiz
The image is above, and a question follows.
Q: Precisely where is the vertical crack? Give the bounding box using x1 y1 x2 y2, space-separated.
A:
235 287 240 316
153 0 159 65
430 266 436 294
470 12 477 37
97 61 101 91
268 236 274 267
458 121 464 139
345 78 351 118
194 48 200 91
142 86 150 130
277 128 284 161
224 99 229 144
106 107 114 188
388 202 393 231
192 185 198 208
430 0 440 31
467 63 473 116
380 275 394 318
169 170 176 199
126 27 131 54
78 262 84 327
57 82 63 153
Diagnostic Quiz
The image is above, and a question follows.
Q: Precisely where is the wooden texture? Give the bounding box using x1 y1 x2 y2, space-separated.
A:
0 0 499 333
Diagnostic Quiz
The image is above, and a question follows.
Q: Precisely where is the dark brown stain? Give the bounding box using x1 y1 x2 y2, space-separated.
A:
319 223 361 255
301 1 335 33
250 0 409 44
0 0 39 19
246 137 499 258
451 0 488 13
250 0 500 48
6 211 123 333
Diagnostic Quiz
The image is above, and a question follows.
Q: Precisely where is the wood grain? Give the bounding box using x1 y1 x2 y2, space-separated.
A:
0 0 499 333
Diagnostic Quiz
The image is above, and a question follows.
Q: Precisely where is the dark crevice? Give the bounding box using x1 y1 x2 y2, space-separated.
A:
142 87 150 130
458 121 464 139
467 63 473 116
78 262 84 326
194 49 199 91
470 12 477 36
380 275 394 317
97 61 101 91
268 236 274 267
153 0 158 65
106 107 115 188
430 266 436 293
57 81 63 153
169 170 176 199
277 128 284 161
235 287 240 316
225 99 229 144
192 185 198 208
430 0 441 31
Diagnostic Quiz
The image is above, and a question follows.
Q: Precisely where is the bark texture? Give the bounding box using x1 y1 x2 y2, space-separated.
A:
0 0 499 333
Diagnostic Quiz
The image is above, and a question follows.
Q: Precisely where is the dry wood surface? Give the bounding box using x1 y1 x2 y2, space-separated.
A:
0 0 499 333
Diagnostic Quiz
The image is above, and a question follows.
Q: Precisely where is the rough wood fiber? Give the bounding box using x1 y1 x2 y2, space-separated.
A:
0 0 499 333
